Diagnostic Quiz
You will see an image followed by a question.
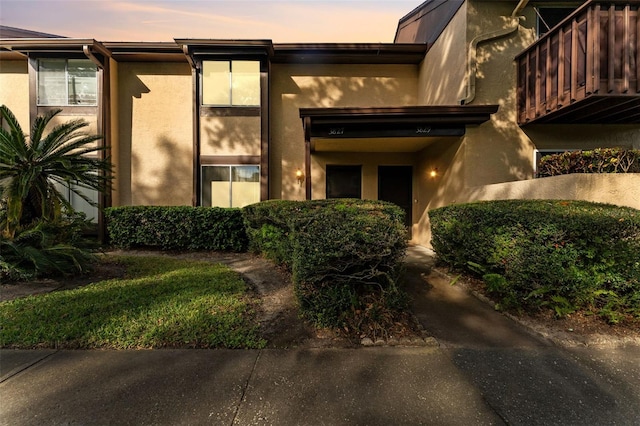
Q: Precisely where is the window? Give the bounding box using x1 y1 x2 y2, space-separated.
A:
326 165 362 199
202 165 260 207
202 60 260 106
53 180 99 223
37 59 97 106
535 7 576 37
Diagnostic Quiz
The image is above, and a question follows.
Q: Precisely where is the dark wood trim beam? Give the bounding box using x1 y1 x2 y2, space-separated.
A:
200 155 261 164
304 116 312 200
260 60 270 202
200 107 261 117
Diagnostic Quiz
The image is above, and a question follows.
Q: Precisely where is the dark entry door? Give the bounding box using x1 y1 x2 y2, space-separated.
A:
378 166 412 228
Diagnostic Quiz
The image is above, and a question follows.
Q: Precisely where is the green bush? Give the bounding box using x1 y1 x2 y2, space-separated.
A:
105 206 247 252
430 200 640 323
243 199 408 330
538 148 640 177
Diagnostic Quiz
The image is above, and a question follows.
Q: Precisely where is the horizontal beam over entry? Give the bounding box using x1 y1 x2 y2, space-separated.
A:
300 105 498 142
310 122 465 138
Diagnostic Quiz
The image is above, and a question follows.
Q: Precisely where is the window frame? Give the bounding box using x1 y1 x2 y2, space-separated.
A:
36 58 98 107
201 164 261 208
200 59 261 108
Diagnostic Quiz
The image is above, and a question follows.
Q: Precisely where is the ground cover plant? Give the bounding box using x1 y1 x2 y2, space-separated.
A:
430 200 640 324
0 105 111 279
243 199 409 337
0 255 265 349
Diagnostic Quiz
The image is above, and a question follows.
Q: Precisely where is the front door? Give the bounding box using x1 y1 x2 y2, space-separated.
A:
378 166 412 228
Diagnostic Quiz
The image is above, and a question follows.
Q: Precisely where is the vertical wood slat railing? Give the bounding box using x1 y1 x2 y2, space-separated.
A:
516 1 640 124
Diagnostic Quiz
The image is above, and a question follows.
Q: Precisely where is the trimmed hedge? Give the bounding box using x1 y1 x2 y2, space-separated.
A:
430 200 640 323
243 199 408 329
105 206 248 252
538 148 640 177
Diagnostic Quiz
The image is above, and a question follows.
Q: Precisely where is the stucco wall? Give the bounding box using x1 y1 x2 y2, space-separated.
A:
0 59 29 128
270 63 419 200
412 0 640 246
417 2 467 105
200 116 261 156
116 62 193 206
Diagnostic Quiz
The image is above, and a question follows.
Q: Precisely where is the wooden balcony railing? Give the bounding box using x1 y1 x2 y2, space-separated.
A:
516 1 640 125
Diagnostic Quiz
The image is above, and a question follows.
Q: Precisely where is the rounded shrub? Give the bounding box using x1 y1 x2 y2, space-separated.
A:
243 199 408 330
430 200 640 323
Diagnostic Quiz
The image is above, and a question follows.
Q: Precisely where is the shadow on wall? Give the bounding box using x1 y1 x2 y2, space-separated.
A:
201 116 261 156
130 136 192 206
117 63 194 207
271 64 417 199
116 75 150 206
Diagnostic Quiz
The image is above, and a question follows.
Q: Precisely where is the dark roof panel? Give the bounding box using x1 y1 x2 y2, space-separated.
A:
0 25 63 39
394 0 464 44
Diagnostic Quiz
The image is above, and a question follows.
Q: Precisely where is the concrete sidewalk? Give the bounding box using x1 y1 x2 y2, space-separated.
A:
2 346 639 425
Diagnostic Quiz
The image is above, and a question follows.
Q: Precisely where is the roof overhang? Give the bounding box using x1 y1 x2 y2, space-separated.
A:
299 105 498 152
176 39 275 58
0 38 111 68
103 42 186 62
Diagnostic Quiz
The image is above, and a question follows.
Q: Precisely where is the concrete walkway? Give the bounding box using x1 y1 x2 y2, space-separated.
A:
1 247 639 425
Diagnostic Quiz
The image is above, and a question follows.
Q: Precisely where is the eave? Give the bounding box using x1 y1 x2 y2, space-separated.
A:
272 43 428 64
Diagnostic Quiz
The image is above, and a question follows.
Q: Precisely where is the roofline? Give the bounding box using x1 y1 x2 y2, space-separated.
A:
0 38 428 64
0 38 110 57
300 105 499 120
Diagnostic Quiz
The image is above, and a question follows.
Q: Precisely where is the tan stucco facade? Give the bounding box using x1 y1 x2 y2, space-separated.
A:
2 0 639 244
115 62 193 206
409 0 640 247
0 60 29 128
270 63 419 200
200 116 261 157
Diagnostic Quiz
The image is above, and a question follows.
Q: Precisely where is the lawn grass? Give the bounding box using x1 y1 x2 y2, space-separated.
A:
0 256 266 349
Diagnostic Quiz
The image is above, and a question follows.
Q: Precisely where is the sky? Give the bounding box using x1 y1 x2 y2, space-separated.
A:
0 0 421 43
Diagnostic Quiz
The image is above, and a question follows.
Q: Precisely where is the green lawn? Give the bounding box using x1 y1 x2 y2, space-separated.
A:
0 256 266 349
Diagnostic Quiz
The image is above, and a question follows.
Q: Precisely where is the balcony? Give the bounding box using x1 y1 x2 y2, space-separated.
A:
516 1 640 125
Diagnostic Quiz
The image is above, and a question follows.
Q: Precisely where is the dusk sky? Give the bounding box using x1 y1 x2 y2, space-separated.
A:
0 0 420 42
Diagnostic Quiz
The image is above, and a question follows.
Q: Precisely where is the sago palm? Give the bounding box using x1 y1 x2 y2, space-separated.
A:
0 105 111 238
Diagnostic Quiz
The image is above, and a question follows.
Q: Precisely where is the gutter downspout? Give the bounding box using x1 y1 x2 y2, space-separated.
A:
181 45 201 207
461 0 529 105
83 45 104 69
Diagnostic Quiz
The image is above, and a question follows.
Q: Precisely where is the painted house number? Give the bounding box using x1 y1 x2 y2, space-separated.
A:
329 127 345 135
416 127 432 134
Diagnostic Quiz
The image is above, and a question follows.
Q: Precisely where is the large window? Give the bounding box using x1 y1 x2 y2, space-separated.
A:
37 59 97 106
53 180 99 223
202 165 260 208
202 60 260 106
